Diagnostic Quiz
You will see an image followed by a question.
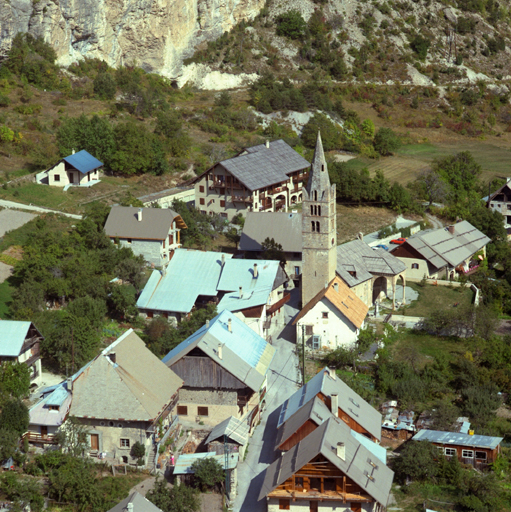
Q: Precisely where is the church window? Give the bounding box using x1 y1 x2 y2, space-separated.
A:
310 205 314 215
311 221 316 232
318 205 321 216
316 221 320 232
314 190 318 201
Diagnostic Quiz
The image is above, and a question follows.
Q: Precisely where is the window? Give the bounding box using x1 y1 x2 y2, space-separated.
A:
444 447 456 456
310 205 314 215
200 210 207 215
197 406 209 416
279 500 290 510
322 312 329 319
412 263 419 269
54 174 60 182
200 198 205 205
462 450 474 458
295 477 304 490
109 421 114 426
127 238 132 244
48 405 59 411
316 221 320 233
220 200 225 207
199 185 204 193
324 478 335 491
498 204 501 208
177 405 188 415
120 439 130 448
221 213 228 218
475 451 487 460
314 190 318 201
508 204 511 210
306 325 313 335
318 205 321 216
311 221 316 232
294 266 300 276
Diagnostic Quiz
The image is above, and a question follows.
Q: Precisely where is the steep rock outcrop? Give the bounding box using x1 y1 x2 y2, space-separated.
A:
0 0 264 77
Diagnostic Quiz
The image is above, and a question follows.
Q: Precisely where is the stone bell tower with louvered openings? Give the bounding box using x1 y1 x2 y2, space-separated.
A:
301 131 337 306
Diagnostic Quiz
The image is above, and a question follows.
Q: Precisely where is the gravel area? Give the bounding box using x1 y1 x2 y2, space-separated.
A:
0 262 12 284
0 208 37 237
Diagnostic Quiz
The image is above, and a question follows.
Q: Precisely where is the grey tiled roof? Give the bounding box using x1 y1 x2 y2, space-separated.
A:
258 418 394 506
219 139 309 191
205 416 249 446
107 491 163 512
413 429 502 450
336 239 406 287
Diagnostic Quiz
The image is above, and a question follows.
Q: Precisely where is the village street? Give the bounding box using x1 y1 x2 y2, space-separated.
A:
233 288 302 512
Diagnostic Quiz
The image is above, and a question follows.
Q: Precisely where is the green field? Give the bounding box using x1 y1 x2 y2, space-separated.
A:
344 141 511 186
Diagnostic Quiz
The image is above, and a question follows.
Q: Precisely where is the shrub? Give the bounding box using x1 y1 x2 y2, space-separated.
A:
373 127 400 156
190 457 225 491
301 112 341 150
276 10 307 39
131 441 145 459
0 94 10 107
93 72 117 100
410 34 430 59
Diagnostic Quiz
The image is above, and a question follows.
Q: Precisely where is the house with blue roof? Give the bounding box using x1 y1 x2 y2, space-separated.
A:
0 320 43 387
137 249 289 335
162 310 275 429
36 149 103 188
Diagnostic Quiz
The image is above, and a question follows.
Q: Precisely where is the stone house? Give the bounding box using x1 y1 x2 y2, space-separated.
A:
104 206 187 267
162 310 275 430
0 320 43 388
487 178 511 236
293 277 368 350
239 211 303 279
412 429 502 470
278 367 381 443
36 150 103 187
192 139 310 220
258 417 393 512
391 220 490 280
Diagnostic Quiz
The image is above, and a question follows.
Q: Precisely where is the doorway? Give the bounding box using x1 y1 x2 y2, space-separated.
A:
90 434 99 451
40 425 48 438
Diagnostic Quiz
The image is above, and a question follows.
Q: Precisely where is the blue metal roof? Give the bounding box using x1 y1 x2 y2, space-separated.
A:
137 250 232 313
351 430 387 464
63 150 103 174
46 385 70 407
217 259 279 292
413 429 503 450
0 320 31 357
217 287 273 313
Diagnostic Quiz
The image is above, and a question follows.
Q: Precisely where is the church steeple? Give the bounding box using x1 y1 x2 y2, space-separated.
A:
301 131 337 306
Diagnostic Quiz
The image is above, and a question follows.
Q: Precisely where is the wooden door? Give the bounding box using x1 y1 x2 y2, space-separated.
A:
310 501 318 512
90 434 99 451
40 426 48 438
350 504 362 512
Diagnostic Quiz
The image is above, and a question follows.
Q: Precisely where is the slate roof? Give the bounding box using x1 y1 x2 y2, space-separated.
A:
107 491 163 512
62 150 103 174
104 206 186 241
402 221 490 270
162 310 275 392
305 131 331 197
211 139 309 191
239 212 302 253
0 320 32 357
278 367 381 441
137 250 232 313
70 330 183 422
336 239 406 287
174 452 239 474
258 418 393 506
29 381 72 427
413 429 503 450
293 277 368 330
205 416 249 446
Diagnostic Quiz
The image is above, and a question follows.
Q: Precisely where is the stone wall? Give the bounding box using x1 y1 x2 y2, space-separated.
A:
178 388 240 426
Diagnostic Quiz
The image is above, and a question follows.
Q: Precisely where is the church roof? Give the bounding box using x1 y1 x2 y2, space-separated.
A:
305 131 331 198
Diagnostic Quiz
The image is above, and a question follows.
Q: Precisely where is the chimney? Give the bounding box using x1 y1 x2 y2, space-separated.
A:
221 254 226 267
72 148 75 155
108 353 116 364
336 442 345 461
239 286 243 299
218 343 223 359
333 282 339 292
265 140 270 149
253 263 258 279
448 225 455 235
127 503 134 512
206 319 210 328
508 177 511 183
328 367 336 380
138 208 143 222
331 393 338 415
358 232 363 241
66 377 73 391
228 318 232 333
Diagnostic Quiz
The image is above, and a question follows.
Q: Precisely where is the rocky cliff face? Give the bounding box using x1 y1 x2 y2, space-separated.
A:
0 0 264 78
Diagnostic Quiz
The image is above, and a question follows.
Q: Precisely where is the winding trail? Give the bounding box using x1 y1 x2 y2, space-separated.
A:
0 199 82 219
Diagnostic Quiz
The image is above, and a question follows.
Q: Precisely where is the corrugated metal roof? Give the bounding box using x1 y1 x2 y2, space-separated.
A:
162 310 275 392
413 429 502 449
258 418 394 506
218 139 310 191
239 212 302 253
278 367 381 441
0 320 31 357
351 431 387 464
104 206 186 241
217 287 273 313
205 416 249 446
336 240 406 288
174 452 239 474
217 259 280 292
63 150 103 174
107 491 163 512
137 250 232 313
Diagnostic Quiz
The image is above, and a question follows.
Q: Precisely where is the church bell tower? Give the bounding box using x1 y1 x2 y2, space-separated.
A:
301 132 337 306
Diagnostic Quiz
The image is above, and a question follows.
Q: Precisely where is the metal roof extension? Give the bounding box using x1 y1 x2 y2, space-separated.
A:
162 310 275 392
174 452 239 475
0 320 31 357
278 367 381 441
413 429 502 450
205 416 249 446
63 150 103 174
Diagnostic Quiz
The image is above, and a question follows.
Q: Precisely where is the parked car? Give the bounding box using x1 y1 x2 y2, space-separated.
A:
374 244 389 251
390 238 407 245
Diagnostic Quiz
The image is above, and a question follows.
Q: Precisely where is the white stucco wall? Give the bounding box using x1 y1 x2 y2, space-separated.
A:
45 162 101 187
267 498 374 512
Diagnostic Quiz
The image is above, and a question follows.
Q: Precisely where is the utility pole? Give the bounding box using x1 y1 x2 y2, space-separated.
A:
224 434 230 502
301 324 305 385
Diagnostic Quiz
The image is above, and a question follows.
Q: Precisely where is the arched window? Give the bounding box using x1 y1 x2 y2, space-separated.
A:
314 190 318 201
318 205 321 216
316 221 320 233
310 205 314 215
311 221 316 232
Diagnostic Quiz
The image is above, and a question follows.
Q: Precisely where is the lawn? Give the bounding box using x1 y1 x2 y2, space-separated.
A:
398 282 474 318
0 279 13 318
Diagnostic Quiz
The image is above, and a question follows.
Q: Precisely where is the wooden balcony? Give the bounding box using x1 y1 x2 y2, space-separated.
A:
268 489 371 502
212 180 226 188
232 195 253 203
267 292 290 315
23 432 57 444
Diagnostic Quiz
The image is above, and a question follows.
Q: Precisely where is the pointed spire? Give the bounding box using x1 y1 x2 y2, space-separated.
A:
305 131 331 197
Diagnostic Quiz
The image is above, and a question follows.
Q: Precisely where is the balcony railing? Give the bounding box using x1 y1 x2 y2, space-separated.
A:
23 432 57 444
232 195 253 203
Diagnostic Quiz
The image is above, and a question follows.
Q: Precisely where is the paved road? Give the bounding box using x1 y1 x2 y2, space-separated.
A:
0 199 82 219
234 289 301 512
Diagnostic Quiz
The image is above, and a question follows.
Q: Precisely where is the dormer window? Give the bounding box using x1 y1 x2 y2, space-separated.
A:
49 405 59 412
